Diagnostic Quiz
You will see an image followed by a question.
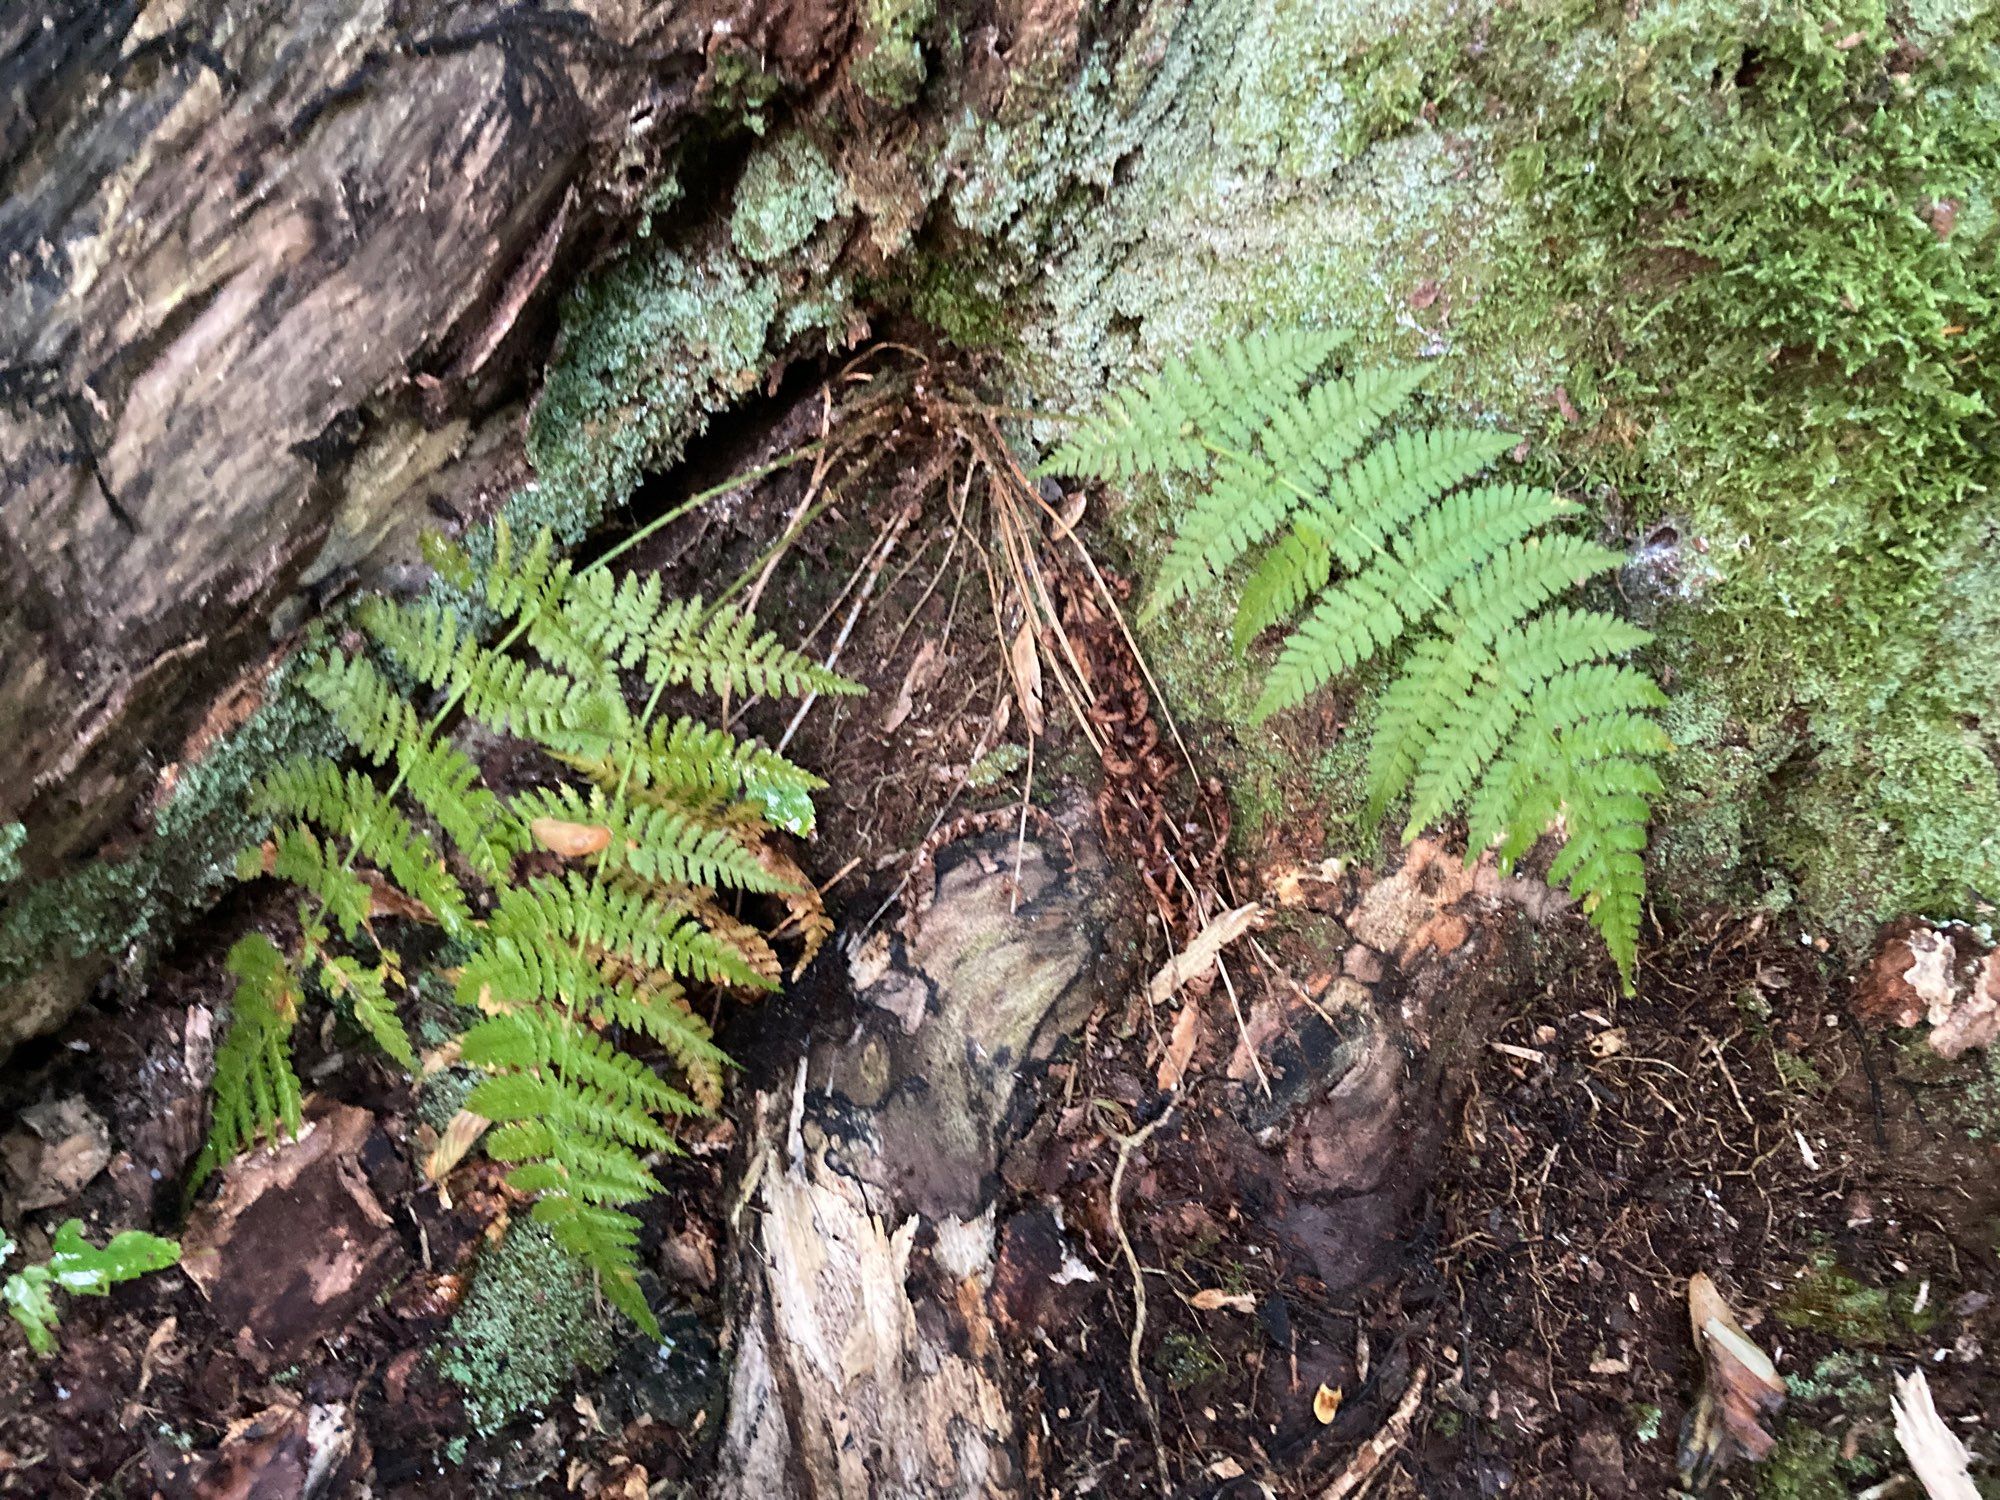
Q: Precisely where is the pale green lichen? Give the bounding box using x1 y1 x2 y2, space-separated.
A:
853 0 937 106
731 133 842 263
438 1222 618 1434
0 659 338 995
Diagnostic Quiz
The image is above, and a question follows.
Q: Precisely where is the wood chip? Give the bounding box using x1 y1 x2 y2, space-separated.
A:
1891 1368 1979 1500
1156 1002 1202 1091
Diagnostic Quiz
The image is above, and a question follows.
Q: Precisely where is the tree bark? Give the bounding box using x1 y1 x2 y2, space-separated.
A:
717 826 1127 1498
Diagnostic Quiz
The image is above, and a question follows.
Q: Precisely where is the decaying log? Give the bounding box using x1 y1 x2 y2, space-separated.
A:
717 827 1125 1499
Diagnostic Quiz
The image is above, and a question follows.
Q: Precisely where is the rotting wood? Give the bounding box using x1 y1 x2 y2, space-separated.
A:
716 824 1125 1499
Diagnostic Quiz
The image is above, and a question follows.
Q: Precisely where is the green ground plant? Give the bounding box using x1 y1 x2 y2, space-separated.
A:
1053 331 1669 984
197 521 854 1333
1 1221 180 1354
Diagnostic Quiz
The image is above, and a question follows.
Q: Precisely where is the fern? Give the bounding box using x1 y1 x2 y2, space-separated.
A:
1060 334 1671 988
199 522 853 1330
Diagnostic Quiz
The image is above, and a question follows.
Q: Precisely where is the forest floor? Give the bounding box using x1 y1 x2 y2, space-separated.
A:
1 359 1996 1499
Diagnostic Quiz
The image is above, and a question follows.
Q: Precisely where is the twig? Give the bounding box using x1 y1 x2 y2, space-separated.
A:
1012 734 1035 914
1216 955 1272 1099
1107 1103 1179 1498
1318 1365 1429 1500
776 502 918 755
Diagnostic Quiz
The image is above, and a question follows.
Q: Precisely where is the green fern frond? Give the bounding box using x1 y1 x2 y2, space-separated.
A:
217 503 847 1327
570 716 824 809
552 567 666 671
483 521 563 622
192 934 304 1191
512 785 792 894
1047 329 1349 481
304 652 424 764
264 826 373 939
316 952 416 1069
1078 331 1670 989
1142 364 1434 618
254 760 471 936
642 599 862 700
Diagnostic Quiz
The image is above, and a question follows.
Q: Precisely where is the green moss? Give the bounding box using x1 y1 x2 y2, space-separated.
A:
437 1222 619 1434
0 659 338 996
1152 1327 1226 1390
906 251 1014 348
1776 1260 1894 1345
1756 1426 1847 1500
731 133 841 264
853 0 937 106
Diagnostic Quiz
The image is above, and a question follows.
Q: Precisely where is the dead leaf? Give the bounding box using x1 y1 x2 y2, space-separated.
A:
1680 1272 1785 1485
1314 1383 1344 1424
881 639 943 733
1190 1288 1257 1313
139 1316 178 1395
1589 1354 1631 1375
1157 1002 1202 1091
1590 1027 1627 1058
424 1110 491 1199
1147 903 1266 1005
530 818 612 859
1891 1368 1979 1500
0 1097 113 1212
360 869 435 923
1008 618 1045 736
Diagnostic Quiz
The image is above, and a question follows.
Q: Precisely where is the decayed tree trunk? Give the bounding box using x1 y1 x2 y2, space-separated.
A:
717 826 1126 1498
0 0 841 874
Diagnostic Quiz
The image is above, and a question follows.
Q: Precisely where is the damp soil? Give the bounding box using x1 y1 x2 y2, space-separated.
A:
3 358 1998 1498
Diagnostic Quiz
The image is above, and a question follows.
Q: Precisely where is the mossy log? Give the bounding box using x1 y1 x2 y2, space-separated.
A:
717 828 1126 1498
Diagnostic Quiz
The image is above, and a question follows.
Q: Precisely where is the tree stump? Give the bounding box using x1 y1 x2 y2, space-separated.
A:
717 827 1126 1499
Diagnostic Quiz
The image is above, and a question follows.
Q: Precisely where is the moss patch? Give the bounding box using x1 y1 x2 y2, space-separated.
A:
438 1222 619 1434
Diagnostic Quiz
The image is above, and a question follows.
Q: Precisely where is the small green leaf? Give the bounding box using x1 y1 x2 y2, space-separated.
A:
746 777 817 836
3 1221 179 1356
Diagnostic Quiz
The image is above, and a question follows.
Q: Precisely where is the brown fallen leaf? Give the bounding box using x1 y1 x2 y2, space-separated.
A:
530 817 612 859
424 1110 492 1205
0 1097 112 1212
1679 1272 1785 1487
1189 1288 1257 1313
1156 1002 1202 1091
1314 1383 1344 1424
1008 617 1045 736
881 639 943 733
1147 903 1266 1005
138 1316 178 1395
